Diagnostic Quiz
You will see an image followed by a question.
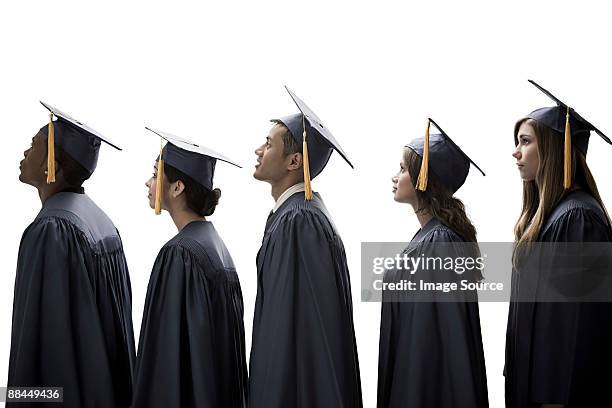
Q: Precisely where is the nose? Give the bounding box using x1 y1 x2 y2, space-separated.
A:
391 175 398 183
512 146 521 160
145 178 151 188
255 146 263 156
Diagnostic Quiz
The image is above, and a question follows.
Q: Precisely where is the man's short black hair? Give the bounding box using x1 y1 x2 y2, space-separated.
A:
272 120 302 156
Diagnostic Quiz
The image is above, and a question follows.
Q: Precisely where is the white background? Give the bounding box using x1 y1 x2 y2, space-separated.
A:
1 1 611 407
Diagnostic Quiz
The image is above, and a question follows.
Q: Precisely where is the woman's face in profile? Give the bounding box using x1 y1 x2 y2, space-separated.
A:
513 121 539 182
392 154 417 204
145 161 158 209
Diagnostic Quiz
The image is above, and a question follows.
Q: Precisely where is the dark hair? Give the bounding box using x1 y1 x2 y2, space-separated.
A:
56 145 91 187
163 163 221 216
404 148 478 243
271 120 302 156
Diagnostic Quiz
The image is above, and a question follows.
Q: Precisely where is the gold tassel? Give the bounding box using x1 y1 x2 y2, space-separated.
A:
563 106 572 189
302 116 313 200
416 120 431 191
154 140 165 214
46 113 56 184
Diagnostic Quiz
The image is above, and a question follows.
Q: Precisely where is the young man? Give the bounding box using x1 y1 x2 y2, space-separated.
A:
8 102 136 408
250 87 362 408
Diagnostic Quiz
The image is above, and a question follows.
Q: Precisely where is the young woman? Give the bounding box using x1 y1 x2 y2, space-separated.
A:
505 81 612 408
377 118 489 408
132 128 247 408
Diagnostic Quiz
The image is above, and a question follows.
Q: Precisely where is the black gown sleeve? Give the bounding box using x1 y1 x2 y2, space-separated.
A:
529 207 612 405
8 217 116 408
133 244 245 408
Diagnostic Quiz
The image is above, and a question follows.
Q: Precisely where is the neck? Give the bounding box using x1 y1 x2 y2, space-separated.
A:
411 206 433 227
271 176 301 202
169 208 205 231
37 182 68 205
417 212 433 227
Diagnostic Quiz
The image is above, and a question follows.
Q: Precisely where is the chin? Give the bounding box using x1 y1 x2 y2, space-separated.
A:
253 170 264 181
520 173 536 182
18 173 33 186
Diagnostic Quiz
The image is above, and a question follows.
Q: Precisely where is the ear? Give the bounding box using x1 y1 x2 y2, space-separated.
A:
286 152 303 171
171 179 186 198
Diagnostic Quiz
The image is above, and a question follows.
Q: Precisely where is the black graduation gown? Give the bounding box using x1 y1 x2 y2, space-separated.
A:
505 190 612 407
248 191 362 408
377 218 489 408
7 191 136 408
132 220 247 408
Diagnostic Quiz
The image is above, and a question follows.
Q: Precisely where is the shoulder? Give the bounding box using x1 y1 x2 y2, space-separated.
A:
20 216 89 258
419 219 465 243
277 200 333 232
160 235 199 259
541 191 611 241
545 191 609 229
38 193 119 243
161 227 233 272
25 215 80 239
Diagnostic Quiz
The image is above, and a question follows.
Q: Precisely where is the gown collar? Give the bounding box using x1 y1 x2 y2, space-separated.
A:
411 217 442 242
272 182 305 213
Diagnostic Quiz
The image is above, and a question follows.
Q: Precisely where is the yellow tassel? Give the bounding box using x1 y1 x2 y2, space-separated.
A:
416 120 431 191
46 113 56 184
563 107 572 189
302 117 313 200
154 141 164 215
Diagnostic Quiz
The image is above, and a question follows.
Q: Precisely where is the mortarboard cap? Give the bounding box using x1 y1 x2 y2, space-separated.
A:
273 86 353 200
145 127 241 215
406 118 485 194
520 80 612 188
40 101 121 183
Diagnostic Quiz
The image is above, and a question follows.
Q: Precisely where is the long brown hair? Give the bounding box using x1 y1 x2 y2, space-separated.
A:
404 148 477 242
513 118 610 245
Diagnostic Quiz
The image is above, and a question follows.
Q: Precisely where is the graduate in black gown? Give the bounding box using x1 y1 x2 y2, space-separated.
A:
378 118 489 408
132 128 247 408
249 87 362 408
506 80 612 407
8 102 135 407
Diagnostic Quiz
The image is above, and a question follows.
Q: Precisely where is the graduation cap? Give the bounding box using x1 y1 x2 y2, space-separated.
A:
273 86 354 200
40 101 121 183
145 127 241 215
406 118 485 194
523 79 612 189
